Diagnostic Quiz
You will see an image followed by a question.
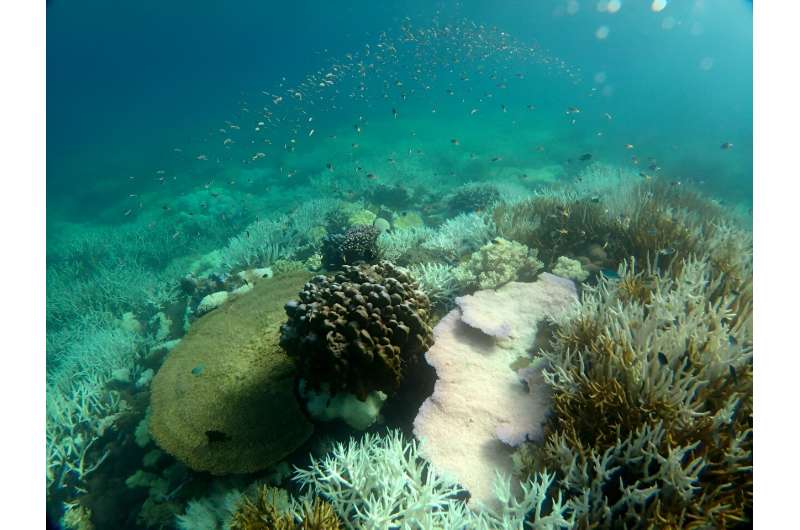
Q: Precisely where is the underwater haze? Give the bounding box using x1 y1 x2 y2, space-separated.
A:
46 1 754 528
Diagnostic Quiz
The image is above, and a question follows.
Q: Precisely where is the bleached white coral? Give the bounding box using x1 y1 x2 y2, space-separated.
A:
422 212 496 259
294 430 472 528
377 226 434 262
218 216 292 271
408 262 471 305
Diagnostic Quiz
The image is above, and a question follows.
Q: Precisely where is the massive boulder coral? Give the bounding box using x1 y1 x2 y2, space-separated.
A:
280 261 434 400
413 274 578 509
149 272 314 475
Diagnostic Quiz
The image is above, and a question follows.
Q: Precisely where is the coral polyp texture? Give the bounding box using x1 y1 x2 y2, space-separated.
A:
280 261 434 400
464 237 544 290
523 257 753 528
321 225 381 269
149 272 314 474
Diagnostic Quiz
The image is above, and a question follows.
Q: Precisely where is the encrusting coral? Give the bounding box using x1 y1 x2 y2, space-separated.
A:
280 261 434 400
517 257 752 528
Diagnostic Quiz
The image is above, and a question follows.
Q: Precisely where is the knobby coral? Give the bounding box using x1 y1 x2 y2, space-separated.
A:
321 225 381 269
280 261 434 400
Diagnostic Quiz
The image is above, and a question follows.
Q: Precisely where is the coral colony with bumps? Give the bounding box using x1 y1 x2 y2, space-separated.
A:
45 13 753 530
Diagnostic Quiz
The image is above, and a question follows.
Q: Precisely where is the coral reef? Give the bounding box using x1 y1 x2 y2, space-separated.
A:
421 212 496 260
408 262 471 310
321 225 381 269
391 211 425 230
294 429 573 529
463 237 544 290
229 485 341 530
447 183 501 213
347 208 377 227
149 272 314 474
280 261 434 400
551 255 589 282
522 258 752 527
301 383 387 430
413 275 577 509
376 226 434 263
366 183 412 208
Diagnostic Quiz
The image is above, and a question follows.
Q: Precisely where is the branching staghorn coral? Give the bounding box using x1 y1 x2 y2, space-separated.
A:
376 226 435 263
491 176 753 288
293 429 573 529
407 262 469 309
46 370 128 495
421 212 497 260
525 257 752 528
219 216 294 271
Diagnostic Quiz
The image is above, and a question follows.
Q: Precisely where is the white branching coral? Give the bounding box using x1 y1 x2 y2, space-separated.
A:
421 212 496 259
377 226 435 262
408 262 472 307
219 216 293 271
293 429 572 529
294 430 471 528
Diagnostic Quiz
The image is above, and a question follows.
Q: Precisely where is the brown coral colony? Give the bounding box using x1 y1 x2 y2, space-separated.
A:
280 261 434 400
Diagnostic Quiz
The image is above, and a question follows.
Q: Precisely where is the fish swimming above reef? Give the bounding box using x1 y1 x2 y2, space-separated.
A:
721 142 734 150
579 153 592 161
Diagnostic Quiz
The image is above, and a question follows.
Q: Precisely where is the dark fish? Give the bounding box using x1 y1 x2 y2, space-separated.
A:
205 430 229 443
490 156 502 162
579 153 592 161
729 364 738 383
721 142 734 150
657 352 668 366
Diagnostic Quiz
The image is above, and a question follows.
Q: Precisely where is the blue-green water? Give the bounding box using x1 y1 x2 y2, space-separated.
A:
46 1 753 528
